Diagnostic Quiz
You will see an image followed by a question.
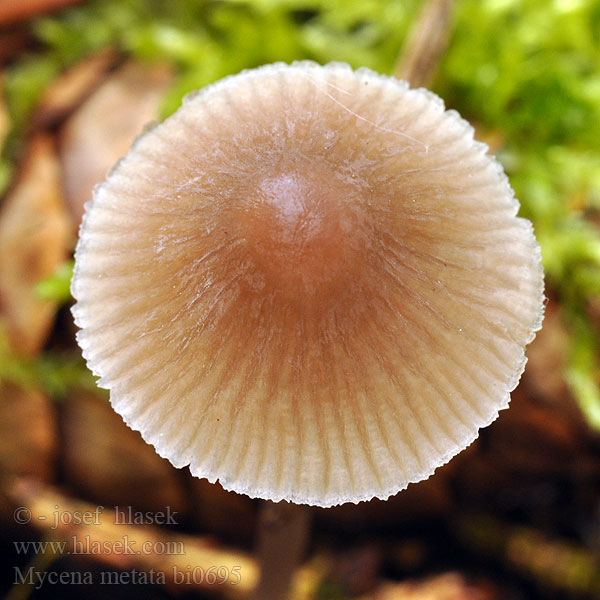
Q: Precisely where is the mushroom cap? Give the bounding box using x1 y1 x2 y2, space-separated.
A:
72 62 544 507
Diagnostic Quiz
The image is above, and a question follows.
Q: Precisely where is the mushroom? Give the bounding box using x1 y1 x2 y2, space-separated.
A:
71 62 544 509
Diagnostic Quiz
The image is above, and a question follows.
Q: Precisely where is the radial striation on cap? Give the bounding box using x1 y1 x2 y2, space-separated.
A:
72 62 544 507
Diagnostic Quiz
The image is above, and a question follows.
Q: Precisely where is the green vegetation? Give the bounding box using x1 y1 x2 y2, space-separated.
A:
1 0 599 427
0 326 98 398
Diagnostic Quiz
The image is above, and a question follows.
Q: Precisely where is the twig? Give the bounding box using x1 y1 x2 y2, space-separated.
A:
394 0 456 88
0 0 83 26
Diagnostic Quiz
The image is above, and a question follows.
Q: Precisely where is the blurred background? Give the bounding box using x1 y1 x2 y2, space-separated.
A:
0 0 599 598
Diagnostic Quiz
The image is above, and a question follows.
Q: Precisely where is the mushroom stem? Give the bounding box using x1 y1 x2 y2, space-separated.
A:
254 501 311 600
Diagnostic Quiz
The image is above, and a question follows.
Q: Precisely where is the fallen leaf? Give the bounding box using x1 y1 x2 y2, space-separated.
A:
33 48 120 129
0 0 83 26
60 61 173 225
0 134 71 356
0 75 8 150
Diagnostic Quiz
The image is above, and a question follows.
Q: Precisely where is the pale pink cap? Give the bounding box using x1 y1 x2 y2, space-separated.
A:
72 62 544 507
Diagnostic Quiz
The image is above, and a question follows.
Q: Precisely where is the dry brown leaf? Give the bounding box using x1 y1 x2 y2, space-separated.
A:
60 61 174 225
0 134 71 356
34 48 120 129
0 0 82 26
0 75 9 151
0 384 58 481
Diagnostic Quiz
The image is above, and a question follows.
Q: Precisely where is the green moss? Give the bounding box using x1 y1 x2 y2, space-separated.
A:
436 0 600 428
0 328 99 398
35 260 74 304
